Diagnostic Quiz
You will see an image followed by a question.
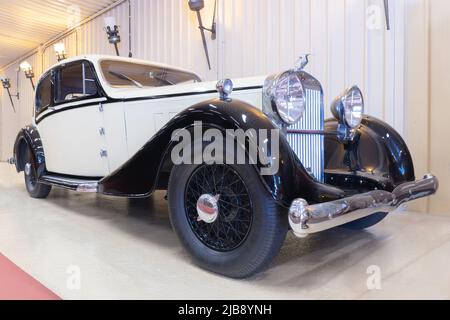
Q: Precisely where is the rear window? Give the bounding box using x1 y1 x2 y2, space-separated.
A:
100 60 201 88
36 73 52 114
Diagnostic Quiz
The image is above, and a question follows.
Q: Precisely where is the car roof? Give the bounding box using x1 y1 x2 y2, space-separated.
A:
40 54 199 81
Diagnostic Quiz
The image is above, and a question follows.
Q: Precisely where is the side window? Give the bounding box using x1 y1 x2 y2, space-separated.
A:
55 62 99 103
35 73 52 114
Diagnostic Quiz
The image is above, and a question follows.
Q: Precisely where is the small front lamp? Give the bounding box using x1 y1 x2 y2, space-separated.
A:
54 43 67 62
20 61 35 90
104 16 121 56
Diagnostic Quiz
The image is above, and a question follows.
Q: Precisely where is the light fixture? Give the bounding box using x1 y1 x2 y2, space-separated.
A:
20 61 35 91
188 0 217 70
1 78 18 112
54 43 67 62
104 16 121 56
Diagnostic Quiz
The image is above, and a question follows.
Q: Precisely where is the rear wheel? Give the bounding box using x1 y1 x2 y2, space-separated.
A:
168 163 288 279
341 212 388 230
24 148 51 199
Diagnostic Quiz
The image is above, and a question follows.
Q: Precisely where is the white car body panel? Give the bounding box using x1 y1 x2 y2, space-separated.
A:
38 103 110 177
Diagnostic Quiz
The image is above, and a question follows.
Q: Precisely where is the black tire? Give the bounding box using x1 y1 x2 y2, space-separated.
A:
24 148 52 199
168 163 288 279
341 212 388 230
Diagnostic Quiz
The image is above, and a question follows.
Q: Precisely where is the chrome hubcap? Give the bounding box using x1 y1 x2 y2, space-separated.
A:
24 163 32 176
196 194 220 224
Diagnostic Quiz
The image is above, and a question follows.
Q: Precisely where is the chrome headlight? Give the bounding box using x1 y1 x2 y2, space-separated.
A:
331 86 365 129
267 71 306 125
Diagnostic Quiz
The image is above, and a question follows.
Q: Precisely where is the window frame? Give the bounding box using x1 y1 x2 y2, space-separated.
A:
53 60 103 106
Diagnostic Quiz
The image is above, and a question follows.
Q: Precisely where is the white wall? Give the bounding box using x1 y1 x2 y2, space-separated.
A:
403 0 450 215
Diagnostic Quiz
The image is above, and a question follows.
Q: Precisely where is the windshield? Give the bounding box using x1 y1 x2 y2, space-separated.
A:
100 60 202 88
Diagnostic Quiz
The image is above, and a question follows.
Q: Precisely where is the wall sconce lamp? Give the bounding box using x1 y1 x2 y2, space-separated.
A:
54 43 68 62
20 61 35 91
104 16 121 56
1 78 18 113
188 0 217 70
384 0 390 30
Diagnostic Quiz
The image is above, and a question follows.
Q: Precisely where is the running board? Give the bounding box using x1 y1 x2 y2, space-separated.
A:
40 174 99 193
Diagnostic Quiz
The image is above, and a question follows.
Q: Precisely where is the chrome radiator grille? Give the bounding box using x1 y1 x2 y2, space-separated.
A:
286 88 324 182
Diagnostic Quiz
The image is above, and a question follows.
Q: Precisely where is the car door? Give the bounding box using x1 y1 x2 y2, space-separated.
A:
36 61 109 177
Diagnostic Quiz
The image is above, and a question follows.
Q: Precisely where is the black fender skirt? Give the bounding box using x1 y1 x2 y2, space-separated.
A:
98 98 345 207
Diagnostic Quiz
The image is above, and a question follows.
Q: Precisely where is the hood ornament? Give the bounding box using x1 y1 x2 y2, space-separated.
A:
294 54 311 72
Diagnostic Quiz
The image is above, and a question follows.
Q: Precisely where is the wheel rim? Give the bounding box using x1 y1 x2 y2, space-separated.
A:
184 165 253 252
25 162 37 189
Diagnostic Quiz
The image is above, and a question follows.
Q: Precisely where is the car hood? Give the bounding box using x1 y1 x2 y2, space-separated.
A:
103 76 266 100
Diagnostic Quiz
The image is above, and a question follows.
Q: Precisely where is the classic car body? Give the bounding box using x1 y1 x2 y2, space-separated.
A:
12 55 438 278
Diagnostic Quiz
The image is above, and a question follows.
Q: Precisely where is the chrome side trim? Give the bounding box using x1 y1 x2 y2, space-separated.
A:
76 183 99 193
40 174 99 193
289 174 439 237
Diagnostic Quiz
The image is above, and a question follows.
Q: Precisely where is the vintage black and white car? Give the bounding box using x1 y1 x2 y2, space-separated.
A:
12 55 438 278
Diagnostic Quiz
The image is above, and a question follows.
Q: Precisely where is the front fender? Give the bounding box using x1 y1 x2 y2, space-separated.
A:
325 116 415 191
99 98 344 206
13 125 46 178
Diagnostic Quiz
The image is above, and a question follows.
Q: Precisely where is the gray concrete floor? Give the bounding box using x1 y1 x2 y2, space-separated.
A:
1 162 450 300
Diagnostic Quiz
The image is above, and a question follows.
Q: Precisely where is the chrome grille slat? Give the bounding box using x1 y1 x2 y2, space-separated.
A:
287 88 324 182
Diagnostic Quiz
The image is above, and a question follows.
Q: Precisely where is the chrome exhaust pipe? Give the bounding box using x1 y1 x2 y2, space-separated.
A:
289 174 439 238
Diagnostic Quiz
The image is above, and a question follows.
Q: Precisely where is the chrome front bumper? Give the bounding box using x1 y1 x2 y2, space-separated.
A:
289 174 439 238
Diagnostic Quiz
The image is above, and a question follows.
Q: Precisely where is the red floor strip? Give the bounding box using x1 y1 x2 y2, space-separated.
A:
0 254 61 300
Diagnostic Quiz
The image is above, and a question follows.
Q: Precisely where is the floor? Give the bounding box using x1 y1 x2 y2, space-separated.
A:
0 253 60 300
1 162 450 300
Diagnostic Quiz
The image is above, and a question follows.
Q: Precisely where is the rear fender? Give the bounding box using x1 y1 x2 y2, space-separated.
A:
13 125 46 178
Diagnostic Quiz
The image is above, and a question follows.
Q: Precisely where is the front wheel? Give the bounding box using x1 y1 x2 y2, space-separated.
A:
24 148 51 199
168 163 288 279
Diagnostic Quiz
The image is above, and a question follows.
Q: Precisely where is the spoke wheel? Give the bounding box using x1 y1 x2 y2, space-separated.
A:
168 160 288 279
185 165 253 252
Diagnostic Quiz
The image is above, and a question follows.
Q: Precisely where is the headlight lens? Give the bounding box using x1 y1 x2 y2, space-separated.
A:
331 86 365 129
272 72 305 125
342 86 364 128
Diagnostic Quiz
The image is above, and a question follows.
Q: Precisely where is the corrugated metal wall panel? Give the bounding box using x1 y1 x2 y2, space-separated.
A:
78 2 130 57
18 53 39 128
42 31 79 71
132 0 218 81
0 52 40 160
1 62 21 160
1 0 405 162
